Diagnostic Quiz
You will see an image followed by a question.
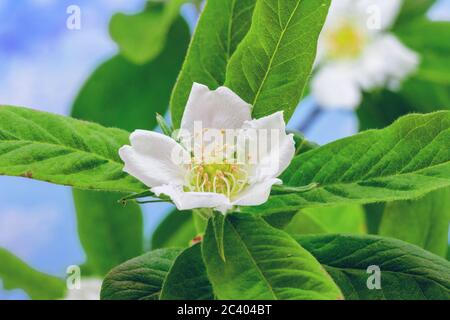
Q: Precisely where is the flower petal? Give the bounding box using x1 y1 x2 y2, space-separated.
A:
232 178 282 206
152 184 231 213
312 63 362 110
119 130 190 188
180 83 252 134
242 112 295 180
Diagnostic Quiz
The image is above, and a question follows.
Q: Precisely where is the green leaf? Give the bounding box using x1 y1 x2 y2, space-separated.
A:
160 244 214 300
296 234 450 300
0 248 66 300
364 203 385 235
212 212 226 261
290 130 319 155
170 0 257 128
0 106 145 193
379 188 450 257
394 1 437 28
110 1 186 64
101 248 182 300
73 190 144 275
151 210 197 249
242 112 450 215
224 0 331 121
285 205 366 235
72 17 190 132
202 214 342 300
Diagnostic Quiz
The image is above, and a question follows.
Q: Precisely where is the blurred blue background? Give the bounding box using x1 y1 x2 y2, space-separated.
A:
1 0 449 299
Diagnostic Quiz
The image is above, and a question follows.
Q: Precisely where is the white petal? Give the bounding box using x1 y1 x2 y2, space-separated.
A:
357 0 403 30
312 63 362 110
357 34 419 90
152 184 231 213
119 130 190 188
242 112 295 180
180 83 252 134
232 178 281 206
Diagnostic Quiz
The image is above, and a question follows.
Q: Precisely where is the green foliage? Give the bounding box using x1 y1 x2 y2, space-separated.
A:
296 234 450 300
394 0 437 28
101 248 182 300
151 210 197 249
379 188 450 257
160 244 214 300
73 191 144 275
110 1 187 64
0 106 144 193
72 18 190 132
285 205 366 235
202 214 343 300
224 0 330 121
243 112 450 214
171 0 257 127
0 248 66 300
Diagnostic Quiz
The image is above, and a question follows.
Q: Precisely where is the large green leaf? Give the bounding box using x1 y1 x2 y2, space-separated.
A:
170 0 256 127
202 214 342 300
73 191 144 275
109 1 186 64
151 210 197 249
101 248 182 300
379 188 450 257
0 106 144 193
224 0 330 120
242 112 450 215
72 17 190 132
70 16 190 276
0 248 66 300
296 234 450 300
160 244 214 300
285 205 366 235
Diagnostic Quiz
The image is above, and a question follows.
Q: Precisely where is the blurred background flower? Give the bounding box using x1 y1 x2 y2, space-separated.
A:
0 0 449 299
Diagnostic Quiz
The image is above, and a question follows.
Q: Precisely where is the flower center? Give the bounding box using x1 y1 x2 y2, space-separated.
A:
325 23 366 59
185 163 249 199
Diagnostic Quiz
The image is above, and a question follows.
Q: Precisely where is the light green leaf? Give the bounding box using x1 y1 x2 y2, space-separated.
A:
296 234 450 300
151 210 197 249
0 248 66 300
379 188 450 257
224 0 330 120
160 244 214 300
202 214 343 300
171 0 257 127
285 205 366 235
73 190 144 276
0 106 144 193
212 212 226 261
242 112 450 215
101 248 182 300
110 1 186 64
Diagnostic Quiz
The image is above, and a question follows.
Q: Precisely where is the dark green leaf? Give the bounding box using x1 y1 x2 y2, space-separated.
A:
224 0 331 121
160 244 214 300
151 210 197 249
379 187 450 257
296 234 450 300
73 190 144 275
101 248 182 300
202 214 342 300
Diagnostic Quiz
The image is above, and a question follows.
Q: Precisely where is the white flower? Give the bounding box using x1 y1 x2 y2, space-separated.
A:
312 0 420 110
64 278 102 300
119 83 295 213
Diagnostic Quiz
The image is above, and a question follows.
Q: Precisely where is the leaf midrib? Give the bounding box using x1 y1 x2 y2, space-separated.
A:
251 0 303 107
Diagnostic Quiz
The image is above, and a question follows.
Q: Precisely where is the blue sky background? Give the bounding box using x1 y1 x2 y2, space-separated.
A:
0 0 449 299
